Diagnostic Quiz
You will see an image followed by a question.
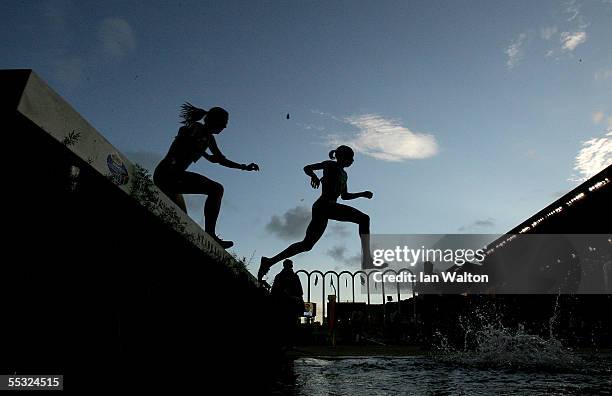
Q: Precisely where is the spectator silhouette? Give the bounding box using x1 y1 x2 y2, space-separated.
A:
259 145 376 283
271 259 304 348
153 103 259 249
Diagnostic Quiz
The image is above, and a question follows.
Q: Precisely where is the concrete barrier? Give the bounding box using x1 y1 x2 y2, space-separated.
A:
1 70 278 392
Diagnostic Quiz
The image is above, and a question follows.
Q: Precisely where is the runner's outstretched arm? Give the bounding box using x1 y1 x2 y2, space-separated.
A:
341 183 373 200
203 135 259 171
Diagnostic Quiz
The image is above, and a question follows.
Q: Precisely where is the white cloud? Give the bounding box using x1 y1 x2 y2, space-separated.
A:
505 32 528 69
38 5 136 90
592 111 605 124
560 31 587 51
331 114 438 162
564 0 582 21
563 0 590 27
595 69 612 81
571 131 612 181
297 122 326 132
555 1 589 55
541 26 558 40
458 218 496 232
98 17 136 59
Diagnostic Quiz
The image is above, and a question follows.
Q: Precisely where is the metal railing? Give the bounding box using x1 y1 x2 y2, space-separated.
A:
295 268 417 319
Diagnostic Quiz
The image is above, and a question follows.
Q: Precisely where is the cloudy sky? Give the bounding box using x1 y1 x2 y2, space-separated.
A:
2 0 611 306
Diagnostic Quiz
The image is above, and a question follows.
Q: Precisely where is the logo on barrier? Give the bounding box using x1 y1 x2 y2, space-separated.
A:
107 153 129 185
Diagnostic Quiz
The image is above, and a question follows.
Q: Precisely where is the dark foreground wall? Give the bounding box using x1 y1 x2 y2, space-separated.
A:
1 70 279 392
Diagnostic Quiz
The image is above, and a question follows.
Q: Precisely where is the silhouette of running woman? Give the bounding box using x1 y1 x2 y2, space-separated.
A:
154 103 259 249
258 145 374 283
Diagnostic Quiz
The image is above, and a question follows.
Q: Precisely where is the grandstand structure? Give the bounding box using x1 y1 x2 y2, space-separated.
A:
436 165 611 294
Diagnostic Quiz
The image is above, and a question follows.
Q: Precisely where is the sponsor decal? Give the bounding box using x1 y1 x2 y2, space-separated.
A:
107 153 129 185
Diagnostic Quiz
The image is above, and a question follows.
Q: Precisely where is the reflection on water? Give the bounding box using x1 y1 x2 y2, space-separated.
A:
278 294 612 394
287 355 612 395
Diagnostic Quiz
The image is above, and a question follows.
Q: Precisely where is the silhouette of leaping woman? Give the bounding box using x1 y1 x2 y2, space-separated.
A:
258 145 374 283
154 103 259 249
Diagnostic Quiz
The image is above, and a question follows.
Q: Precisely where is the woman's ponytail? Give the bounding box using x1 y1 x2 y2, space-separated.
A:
329 150 336 159
180 102 208 125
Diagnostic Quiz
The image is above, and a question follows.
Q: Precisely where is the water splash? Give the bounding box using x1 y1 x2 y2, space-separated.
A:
433 301 584 371
548 291 561 340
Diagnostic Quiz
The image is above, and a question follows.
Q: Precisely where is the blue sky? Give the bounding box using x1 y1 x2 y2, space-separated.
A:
2 1 611 304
